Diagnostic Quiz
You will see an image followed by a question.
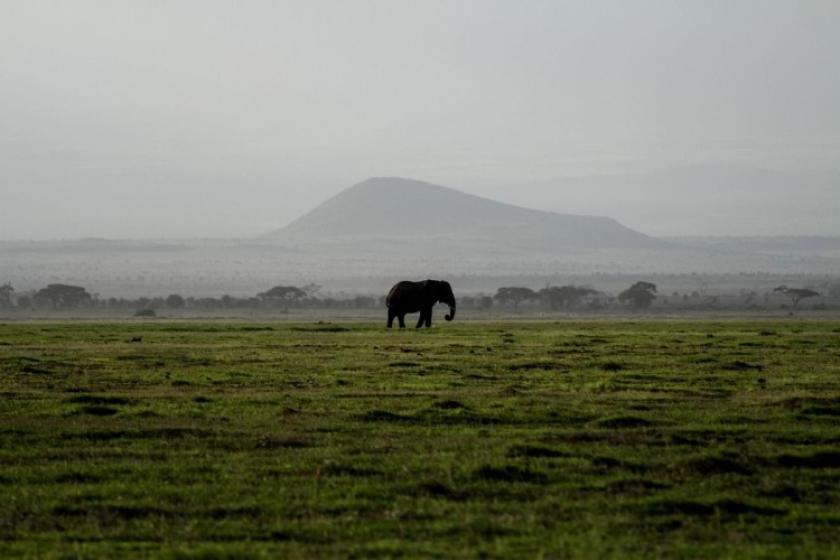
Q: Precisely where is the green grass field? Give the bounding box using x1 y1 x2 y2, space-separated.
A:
2 320 840 558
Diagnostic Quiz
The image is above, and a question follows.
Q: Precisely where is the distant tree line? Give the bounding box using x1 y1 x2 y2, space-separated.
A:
0 282 385 313
0 280 836 314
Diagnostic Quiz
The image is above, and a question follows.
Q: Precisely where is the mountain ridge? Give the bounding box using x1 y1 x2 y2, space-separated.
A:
269 177 662 251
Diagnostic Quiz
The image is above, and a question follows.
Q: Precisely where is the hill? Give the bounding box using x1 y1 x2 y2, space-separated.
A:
269 177 661 251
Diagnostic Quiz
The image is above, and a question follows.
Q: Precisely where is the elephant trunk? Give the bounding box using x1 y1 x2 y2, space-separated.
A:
445 303 456 321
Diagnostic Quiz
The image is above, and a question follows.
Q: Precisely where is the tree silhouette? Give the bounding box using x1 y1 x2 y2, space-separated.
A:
539 285 598 311
494 287 536 312
165 294 185 309
300 284 322 298
618 281 657 309
33 284 92 309
259 286 307 311
0 283 13 309
773 286 819 309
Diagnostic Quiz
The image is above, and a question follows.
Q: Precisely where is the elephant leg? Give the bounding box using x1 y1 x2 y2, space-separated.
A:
415 311 426 329
398 314 406 328
387 309 395 328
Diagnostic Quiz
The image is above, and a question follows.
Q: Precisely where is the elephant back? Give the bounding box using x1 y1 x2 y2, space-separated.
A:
386 280 423 307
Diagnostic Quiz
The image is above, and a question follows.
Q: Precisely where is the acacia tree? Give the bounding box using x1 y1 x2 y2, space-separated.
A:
539 285 598 311
618 281 657 309
165 294 185 309
258 286 307 311
494 287 536 312
300 284 322 299
773 285 820 309
33 284 92 309
0 283 13 309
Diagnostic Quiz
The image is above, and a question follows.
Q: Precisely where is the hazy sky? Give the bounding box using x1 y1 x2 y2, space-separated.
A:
2 1 839 238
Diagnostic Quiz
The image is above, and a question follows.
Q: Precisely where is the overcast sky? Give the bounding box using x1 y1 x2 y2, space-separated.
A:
2 1 839 239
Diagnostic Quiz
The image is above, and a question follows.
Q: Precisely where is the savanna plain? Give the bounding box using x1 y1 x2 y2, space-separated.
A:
2 319 840 559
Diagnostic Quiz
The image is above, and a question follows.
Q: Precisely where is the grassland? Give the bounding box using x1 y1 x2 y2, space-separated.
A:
1 319 840 558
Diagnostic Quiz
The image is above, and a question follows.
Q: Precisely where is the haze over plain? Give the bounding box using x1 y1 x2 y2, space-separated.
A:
2 1 839 240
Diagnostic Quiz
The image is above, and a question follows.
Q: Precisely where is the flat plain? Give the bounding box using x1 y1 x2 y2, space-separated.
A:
1 319 840 558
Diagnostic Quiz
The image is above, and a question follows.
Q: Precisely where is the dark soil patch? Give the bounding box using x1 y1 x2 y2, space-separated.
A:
20 365 51 374
433 399 469 410
207 506 262 519
67 395 132 406
389 361 421 368
506 445 569 459
595 416 653 429
62 428 214 441
798 405 840 418
725 361 763 371
77 405 119 416
321 464 382 477
509 361 567 371
589 456 638 470
653 519 683 532
681 454 754 476
473 465 548 484
759 483 804 502
643 500 714 516
359 410 407 422
104 505 170 519
414 482 467 501
419 409 502 426
601 478 670 493
777 451 840 469
464 373 499 381
50 505 95 517
601 361 625 371
643 499 785 516
774 396 840 409
254 436 311 450
54 472 103 484
691 356 717 364
643 499 781 517
713 499 784 516
53 504 171 519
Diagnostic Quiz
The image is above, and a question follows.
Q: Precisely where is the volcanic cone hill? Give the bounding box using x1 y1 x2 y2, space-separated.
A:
269 177 662 253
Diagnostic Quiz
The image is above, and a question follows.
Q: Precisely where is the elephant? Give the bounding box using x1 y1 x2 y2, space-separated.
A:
386 279 456 328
